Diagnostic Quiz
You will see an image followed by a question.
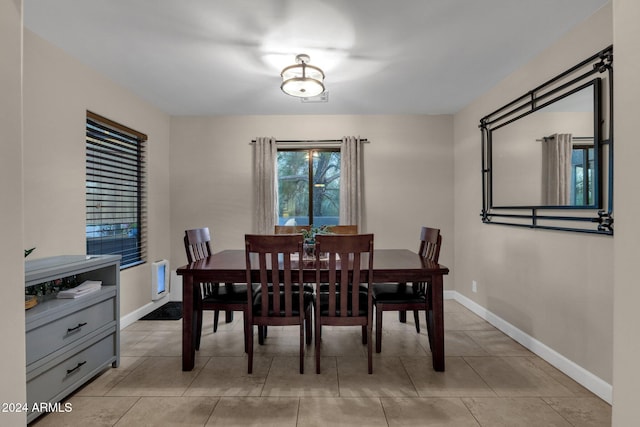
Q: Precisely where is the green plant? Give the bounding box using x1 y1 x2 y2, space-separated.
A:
24 247 36 258
301 225 330 244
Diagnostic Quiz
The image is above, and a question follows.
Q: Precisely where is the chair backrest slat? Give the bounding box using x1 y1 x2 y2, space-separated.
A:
351 251 361 315
327 252 337 315
282 252 292 315
340 250 349 316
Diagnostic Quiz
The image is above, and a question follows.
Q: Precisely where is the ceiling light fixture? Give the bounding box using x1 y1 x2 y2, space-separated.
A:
280 54 325 98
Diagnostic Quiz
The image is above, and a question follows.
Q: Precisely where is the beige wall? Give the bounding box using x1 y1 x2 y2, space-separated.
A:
612 0 640 424
0 0 27 424
169 115 454 277
22 30 172 317
453 3 613 385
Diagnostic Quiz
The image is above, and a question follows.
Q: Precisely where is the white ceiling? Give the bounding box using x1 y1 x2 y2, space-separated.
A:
24 0 608 116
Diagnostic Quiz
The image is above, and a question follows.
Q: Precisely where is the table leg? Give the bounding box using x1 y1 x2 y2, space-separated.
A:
224 283 234 323
430 274 445 371
182 275 196 371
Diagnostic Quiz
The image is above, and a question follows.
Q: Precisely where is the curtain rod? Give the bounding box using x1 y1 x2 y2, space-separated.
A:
536 136 593 142
249 138 369 145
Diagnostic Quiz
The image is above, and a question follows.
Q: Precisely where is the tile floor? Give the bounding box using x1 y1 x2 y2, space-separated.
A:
30 300 611 426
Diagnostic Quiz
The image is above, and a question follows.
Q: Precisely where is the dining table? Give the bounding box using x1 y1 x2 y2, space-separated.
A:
176 249 450 372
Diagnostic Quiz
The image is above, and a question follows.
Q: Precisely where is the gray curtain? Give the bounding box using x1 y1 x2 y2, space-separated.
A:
253 137 278 234
339 136 364 227
543 133 573 205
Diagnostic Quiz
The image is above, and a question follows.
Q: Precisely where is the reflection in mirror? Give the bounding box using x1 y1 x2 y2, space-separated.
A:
491 84 595 207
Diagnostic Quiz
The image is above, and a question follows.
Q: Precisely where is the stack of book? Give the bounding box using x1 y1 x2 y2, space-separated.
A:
57 280 102 299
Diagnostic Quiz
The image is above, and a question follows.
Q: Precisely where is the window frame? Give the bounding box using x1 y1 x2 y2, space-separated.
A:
85 111 147 269
571 144 594 206
277 147 340 226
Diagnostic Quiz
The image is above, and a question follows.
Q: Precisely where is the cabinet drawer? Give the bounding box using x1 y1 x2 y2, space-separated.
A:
27 333 116 417
26 297 115 365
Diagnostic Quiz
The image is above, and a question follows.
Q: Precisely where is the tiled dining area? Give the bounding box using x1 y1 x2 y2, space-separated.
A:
30 300 611 426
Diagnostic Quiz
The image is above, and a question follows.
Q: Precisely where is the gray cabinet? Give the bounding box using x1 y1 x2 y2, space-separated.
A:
25 255 120 423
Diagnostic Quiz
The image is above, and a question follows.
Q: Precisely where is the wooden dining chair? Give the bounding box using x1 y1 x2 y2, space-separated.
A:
184 228 248 351
325 225 358 234
372 227 442 353
274 225 311 234
244 234 314 374
314 233 375 374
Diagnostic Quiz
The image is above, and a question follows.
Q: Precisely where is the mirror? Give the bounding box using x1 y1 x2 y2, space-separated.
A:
491 83 597 207
480 45 613 234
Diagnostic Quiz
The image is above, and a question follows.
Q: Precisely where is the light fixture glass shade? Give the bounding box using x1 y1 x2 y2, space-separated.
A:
281 54 325 97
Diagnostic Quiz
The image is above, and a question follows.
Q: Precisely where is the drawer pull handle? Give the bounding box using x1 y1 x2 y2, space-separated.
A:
66 361 87 375
67 322 88 332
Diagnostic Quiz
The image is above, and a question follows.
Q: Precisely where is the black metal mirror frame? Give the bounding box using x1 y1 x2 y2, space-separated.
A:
480 45 613 235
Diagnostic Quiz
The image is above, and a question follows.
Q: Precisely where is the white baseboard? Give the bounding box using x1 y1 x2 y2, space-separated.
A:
120 294 172 329
169 270 182 302
449 291 612 404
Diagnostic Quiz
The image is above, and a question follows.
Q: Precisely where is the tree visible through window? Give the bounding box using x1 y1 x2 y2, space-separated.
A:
86 112 147 268
277 148 340 226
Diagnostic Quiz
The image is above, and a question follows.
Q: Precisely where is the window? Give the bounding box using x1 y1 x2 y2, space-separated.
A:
277 148 340 226
571 145 594 205
86 112 147 268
